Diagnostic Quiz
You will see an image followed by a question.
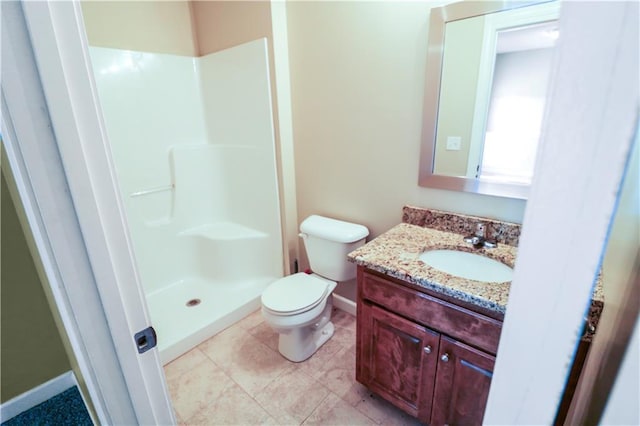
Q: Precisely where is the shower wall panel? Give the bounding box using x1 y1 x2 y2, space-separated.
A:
90 47 207 224
89 40 283 299
198 38 275 149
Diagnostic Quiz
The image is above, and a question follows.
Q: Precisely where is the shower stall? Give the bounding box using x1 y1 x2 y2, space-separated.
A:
90 39 283 364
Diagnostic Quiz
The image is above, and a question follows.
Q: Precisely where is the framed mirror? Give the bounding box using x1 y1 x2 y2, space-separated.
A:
418 1 559 199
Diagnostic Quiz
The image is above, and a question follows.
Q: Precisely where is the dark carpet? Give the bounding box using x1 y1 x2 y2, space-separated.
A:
2 386 92 426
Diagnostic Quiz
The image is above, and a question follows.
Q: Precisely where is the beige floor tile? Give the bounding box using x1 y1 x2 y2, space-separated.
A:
165 355 235 421
331 308 356 330
294 337 344 378
303 392 377 425
185 382 276 426
235 308 265 331
168 308 417 426
338 380 371 406
349 384 424 425
247 320 280 352
254 367 331 424
164 347 210 382
198 321 248 367
331 320 357 348
200 329 296 397
259 411 299 426
311 343 358 399
170 406 184 426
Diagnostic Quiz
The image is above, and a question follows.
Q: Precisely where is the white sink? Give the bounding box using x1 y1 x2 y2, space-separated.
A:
419 249 513 282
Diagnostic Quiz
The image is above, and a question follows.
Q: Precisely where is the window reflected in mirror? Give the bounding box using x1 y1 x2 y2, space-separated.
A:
481 21 557 184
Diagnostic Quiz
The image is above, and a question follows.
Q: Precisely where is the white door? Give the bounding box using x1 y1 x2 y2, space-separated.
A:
2 1 175 424
484 1 639 423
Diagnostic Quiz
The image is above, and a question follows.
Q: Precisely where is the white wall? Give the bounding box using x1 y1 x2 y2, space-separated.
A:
286 1 526 265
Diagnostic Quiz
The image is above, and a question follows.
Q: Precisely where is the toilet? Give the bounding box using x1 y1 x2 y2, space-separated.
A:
261 215 369 362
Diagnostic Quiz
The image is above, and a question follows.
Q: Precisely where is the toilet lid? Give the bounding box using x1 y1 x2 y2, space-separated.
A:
261 273 329 314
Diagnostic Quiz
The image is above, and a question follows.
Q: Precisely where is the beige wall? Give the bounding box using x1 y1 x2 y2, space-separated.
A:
81 1 197 56
1 171 71 402
286 1 526 270
434 15 485 177
192 1 272 56
566 137 639 423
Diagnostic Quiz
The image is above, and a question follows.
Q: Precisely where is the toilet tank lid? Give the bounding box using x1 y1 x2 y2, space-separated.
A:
300 215 369 243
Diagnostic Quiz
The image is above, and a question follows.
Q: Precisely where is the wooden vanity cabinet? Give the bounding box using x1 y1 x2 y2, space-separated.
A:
359 303 440 421
430 336 495 425
356 266 501 425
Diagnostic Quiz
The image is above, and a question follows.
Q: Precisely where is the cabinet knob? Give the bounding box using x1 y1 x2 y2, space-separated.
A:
424 345 432 354
441 353 450 362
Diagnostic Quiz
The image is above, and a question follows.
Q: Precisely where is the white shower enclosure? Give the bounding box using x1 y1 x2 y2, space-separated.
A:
90 39 283 364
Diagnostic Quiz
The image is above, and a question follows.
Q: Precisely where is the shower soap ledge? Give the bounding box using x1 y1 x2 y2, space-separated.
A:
179 222 268 240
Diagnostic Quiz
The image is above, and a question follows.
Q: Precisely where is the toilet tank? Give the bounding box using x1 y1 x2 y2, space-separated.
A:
300 215 369 282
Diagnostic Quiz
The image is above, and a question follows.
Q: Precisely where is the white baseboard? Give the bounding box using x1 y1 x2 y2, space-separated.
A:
0 371 76 422
333 293 356 316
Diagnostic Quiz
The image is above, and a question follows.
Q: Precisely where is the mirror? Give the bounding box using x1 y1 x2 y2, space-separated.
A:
419 1 560 199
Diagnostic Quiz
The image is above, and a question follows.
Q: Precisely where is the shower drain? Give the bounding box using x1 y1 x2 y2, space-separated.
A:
186 298 201 307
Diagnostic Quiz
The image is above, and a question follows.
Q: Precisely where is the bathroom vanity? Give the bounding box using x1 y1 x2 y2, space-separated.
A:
349 206 603 425
356 267 501 424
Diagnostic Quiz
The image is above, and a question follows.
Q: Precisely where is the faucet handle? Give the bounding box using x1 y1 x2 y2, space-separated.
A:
464 235 481 245
475 223 486 237
483 240 497 249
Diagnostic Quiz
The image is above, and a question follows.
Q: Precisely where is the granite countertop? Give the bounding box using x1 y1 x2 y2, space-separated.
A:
348 223 605 323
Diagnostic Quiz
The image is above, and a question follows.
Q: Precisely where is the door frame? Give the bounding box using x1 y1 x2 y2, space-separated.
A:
3 0 637 424
2 1 174 424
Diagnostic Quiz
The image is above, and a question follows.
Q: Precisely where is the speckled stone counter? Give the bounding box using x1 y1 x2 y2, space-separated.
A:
348 210 605 341
348 223 515 315
402 205 522 246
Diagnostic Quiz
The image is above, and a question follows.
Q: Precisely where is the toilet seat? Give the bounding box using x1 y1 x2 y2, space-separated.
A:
261 273 329 316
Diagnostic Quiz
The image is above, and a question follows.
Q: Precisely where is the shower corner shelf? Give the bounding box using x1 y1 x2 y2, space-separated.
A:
178 222 268 241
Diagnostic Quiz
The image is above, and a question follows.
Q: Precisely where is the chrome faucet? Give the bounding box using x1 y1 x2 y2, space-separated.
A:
464 223 497 249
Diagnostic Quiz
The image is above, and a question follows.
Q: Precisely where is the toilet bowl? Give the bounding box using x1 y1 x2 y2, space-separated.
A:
261 273 337 362
260 215 369 362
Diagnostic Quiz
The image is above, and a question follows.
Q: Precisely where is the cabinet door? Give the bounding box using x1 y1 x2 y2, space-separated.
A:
358 302 440 423
430 336 495 426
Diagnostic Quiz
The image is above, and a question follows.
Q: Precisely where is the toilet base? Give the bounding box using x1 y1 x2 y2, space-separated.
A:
278 320 335 362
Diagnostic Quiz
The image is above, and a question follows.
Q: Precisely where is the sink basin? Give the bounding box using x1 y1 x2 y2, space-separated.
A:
419 249 513 282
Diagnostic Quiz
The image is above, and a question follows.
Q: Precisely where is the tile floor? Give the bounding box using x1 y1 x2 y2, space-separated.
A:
164 308 423 425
